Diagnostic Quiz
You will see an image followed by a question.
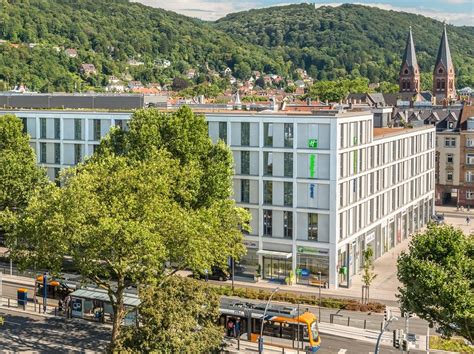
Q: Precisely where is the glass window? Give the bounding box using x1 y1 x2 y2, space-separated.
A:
241 179 250 203
447 154 454 164
74 119 82 140
263 210 272 236
264 152 273 175
466 154 474 165
284 152 293 177
54 143 60 164
74 144 82 164
283 211 293 239
241 151 250 175
21 118 27 134
444 137 456 147
93 119 101 141
284 182 293 206
264 123 273 146
40 118 46 139
308 213 318 241
241 122 250 146
115 120 124 129
218 122 227 143
284 123 293 148
264 181 272 204
40 142 46 163
54 118 60 139
466 191 474 200
447 172 453 181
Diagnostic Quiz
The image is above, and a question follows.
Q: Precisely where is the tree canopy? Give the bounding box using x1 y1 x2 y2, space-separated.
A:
0 1 472 92
118 276 223 352
216 3 474 87
397 225 474 342
3 107 248 350
0 114 47 213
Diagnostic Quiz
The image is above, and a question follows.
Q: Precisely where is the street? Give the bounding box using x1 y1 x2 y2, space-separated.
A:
0 308 109 352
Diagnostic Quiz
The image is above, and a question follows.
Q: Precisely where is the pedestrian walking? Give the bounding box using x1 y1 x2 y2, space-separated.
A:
466 216 470 225
204 269 209 282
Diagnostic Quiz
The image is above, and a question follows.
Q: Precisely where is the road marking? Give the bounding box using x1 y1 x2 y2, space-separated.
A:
338 350 347 354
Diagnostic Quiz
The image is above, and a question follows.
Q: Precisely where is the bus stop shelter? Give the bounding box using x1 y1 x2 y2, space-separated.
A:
69 288 140 325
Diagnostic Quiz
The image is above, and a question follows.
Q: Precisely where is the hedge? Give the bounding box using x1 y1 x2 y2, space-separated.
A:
212 285 385 313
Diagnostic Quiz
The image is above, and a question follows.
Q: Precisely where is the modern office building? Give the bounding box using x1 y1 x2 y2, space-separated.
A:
1 107 435 289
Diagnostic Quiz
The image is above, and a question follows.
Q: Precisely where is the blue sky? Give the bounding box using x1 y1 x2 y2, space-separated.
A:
133 0 473 25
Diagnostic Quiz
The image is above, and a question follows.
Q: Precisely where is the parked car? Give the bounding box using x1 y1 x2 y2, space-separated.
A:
194 266 231 281
430 213 445 225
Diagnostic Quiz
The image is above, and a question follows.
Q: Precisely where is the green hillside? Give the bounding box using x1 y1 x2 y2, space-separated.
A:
0 0 284 92
215 3 474 88
0 1 472 92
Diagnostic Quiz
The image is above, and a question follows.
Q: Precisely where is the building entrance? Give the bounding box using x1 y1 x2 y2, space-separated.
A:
263 257 291 282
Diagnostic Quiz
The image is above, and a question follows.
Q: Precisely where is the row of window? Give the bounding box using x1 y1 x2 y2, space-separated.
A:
339 133 434 179
219 122 295 148
339 120 373 149
340 152 434 207
339 172 434 240
240 151 293 177
262 210 319 241
23 118 127 141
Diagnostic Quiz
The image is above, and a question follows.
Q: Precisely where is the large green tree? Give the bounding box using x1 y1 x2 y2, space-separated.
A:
397 225 474 342
0 114 47 213
118 276 223 352
3 107 248 350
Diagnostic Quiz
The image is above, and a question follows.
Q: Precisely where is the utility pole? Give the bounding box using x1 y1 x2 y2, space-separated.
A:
259 287 279 354
318 271 322 322
375 309 398 354
231 257 235 292
297 302 300 353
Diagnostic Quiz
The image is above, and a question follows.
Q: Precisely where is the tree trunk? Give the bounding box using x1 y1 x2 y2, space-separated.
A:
110 288 125 351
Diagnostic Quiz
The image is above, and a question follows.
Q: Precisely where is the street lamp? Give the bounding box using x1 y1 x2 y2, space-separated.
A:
259 287 280 354
318 271 322 323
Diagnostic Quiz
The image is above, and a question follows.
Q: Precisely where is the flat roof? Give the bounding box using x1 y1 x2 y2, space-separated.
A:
373 126 434 139
70 288 140 307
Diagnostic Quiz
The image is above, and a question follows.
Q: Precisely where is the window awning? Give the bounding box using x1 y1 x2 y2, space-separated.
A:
257 250 292 259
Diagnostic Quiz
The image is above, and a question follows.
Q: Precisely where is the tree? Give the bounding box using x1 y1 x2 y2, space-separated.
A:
0 114 47 213
397 225 474 342
172 77 190 91
3 108 249 350
118 276 223 352
361 247 377 304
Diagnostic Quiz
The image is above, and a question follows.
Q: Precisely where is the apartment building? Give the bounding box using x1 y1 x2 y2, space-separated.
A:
1 108 435 289
458 105 474 206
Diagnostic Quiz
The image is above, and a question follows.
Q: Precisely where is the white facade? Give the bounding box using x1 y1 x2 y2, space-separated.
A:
1 109 436 289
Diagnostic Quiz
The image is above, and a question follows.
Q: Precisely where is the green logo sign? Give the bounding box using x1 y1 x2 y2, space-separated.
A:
309 154 316 178
308 139 318 148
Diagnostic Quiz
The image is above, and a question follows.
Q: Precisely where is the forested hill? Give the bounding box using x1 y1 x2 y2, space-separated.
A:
215 3 474 88
0 1 473 93
0 0 283 92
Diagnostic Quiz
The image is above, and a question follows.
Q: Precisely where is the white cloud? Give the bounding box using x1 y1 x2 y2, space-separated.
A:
132 0 473 25
313 2 473 26
130 0 257 20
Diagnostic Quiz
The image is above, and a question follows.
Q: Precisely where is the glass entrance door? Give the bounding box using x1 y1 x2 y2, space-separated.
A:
263 257 291 282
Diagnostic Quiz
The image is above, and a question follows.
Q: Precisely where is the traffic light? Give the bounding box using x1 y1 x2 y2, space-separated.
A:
393 330 400 348
384 309 390 321
402 339 408 351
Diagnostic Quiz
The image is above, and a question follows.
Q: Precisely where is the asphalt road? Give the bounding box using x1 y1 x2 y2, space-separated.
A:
0 308 110 352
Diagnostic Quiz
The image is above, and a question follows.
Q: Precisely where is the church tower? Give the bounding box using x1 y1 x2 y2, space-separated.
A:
433 24 456 102
399 27 420 95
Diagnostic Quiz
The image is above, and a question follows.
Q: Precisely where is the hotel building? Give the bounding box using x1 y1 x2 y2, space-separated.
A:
1 107 435 289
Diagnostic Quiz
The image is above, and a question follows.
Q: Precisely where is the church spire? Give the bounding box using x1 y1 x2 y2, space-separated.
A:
401 26 418 72
399 26 420 94
434 23 454 72
433 23 456 102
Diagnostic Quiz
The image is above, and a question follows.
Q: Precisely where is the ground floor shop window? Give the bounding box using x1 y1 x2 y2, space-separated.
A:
235 248 258 280
263 257 291 282
296 254 329 286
